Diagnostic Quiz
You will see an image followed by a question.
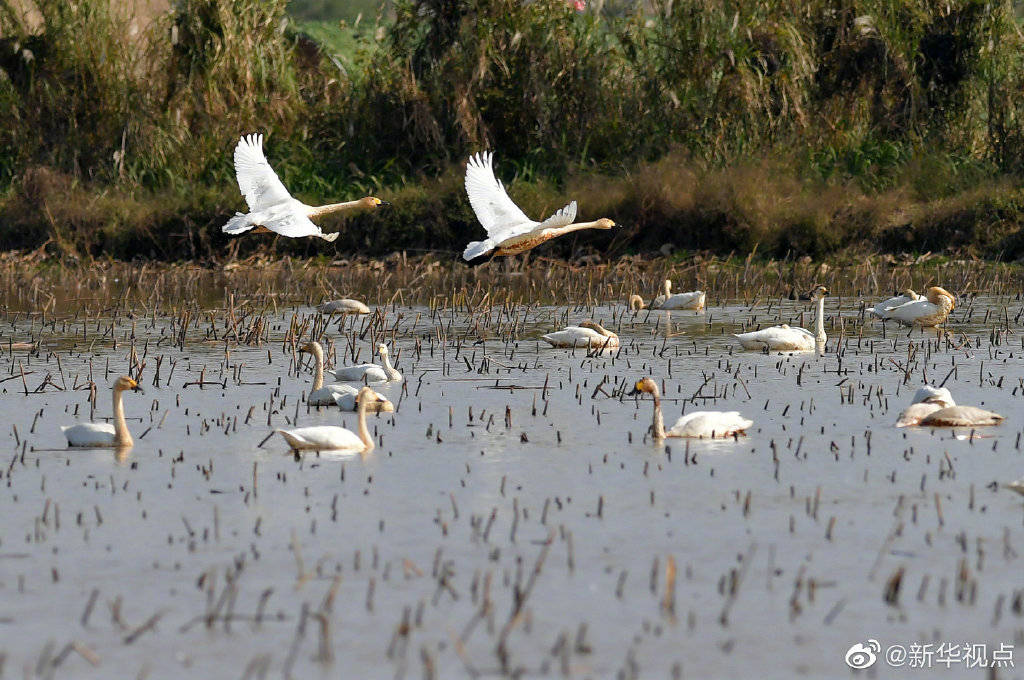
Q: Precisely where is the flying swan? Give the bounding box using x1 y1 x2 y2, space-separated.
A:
542 321 619 348
299 341 393 411
62 376 144 447
630 378 752 439
276 385 379 452
222 133 388 241
734 285 828 351
876 286 955 327
462 151 615 260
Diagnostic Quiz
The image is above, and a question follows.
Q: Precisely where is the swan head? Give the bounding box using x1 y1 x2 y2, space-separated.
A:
629 377 659 396
628 294 646 311
926 286 955 308
377 343 390 358
299 341 323 355
356 386 393 412
809 285 829 301
902 288 918 299
362 196 390 209
593 218 615 230
114 376 144 394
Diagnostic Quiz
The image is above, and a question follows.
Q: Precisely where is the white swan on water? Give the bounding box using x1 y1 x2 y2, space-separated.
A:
542 321 619 348
876 286 955 327
222 133 388 241
895 385 956 427
734 285 828 351
62 376 144 447
630 378 752 439
331 344 402 383
317 299 370 314
650 280 705 310
462 151 615 260
299 341 393 411
276 385 379 452
871 289 921 319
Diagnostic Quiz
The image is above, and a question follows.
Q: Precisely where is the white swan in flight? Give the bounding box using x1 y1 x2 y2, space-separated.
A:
542 321 619 348
462 151 615 260
876 286 955 326
734 285 828 351
650 280 706 310
276 385 379 452
331 343 402 383
895 385 956 427
871 289 921 319
62 376 144 447
630 378 752 439
299 341 393 410
222 133 388 241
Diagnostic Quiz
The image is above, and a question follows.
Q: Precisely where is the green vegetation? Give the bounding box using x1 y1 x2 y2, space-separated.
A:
0 0 1023 261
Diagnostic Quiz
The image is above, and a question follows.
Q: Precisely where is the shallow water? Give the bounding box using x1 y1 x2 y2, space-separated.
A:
1 270 1023 679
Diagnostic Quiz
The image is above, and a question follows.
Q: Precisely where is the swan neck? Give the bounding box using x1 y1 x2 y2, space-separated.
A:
357 396 375 452
649 386 667 440
814 296 826 341
381 352 400 381
112 387 132 447
307 200 362 218
547 220 603 236
310 345 324 391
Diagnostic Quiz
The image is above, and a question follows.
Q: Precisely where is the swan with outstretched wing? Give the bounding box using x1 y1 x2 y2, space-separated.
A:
463 151 615 260
223 133 388 241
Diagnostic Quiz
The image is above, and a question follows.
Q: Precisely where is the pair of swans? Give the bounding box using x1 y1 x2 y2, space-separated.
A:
62 376 144 447
222 134 389 241
276 385 379 452
734 285 828 351
462 152 616 260
630 280 706 311
300 341 393 411
896 385 1003 428
542 321 619 348
872 287 955 326
631 378 752 439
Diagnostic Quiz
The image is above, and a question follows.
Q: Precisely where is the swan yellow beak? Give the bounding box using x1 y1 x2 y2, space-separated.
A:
128 379 144 394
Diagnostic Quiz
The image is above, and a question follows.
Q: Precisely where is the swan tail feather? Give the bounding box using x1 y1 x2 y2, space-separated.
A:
463 239 495 261
223 212 255 235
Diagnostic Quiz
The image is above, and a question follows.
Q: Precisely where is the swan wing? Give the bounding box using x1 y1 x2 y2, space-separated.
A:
669 411 752 438
535 201 577 230
234 133 294 211
465 152 536 239
261 210 326 239
62 422 116 446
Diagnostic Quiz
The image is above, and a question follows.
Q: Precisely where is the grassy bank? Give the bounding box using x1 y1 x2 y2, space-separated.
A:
1 0 1023 261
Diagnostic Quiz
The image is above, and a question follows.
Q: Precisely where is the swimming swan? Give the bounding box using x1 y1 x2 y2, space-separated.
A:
734 285 828 351
630 377 752 439
872 289 921 319
276 385 378 452
317 299 370 314
330 344 402 383
895 385 956 427
222 133 388 241
650 280 705 310
299 341 393 411
542 321 619 348
919 405 1004 427
62 376 144 447
462 151 615 260
877 286 955 327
